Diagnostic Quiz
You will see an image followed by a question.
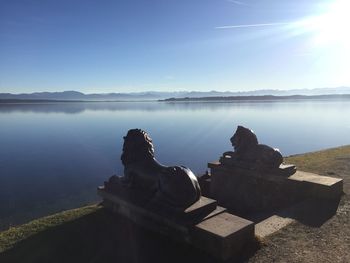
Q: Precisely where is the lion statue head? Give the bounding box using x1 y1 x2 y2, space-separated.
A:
120 129 155 166
230 125 258 154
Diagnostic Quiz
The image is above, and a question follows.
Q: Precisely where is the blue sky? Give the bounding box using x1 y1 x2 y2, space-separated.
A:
1 0 349 93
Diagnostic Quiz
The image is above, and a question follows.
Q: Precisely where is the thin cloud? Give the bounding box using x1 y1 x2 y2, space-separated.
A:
164 75 175 80
227 0 247 6
215 22 292 29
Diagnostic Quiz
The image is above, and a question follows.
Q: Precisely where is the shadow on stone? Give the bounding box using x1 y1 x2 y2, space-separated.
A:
276 197 342 227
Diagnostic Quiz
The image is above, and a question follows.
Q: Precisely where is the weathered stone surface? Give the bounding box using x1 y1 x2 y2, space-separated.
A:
209 161 296 177
99 187 189 241
98 185 216 226
255 215 295 238
201 206 227 221
192 212 255 260
209 162 302 213
183 195 218 221
98 186 254 260
289 171 343 199
208 162 343 213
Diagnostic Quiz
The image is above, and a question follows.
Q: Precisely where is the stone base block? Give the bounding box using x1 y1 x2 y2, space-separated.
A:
289 171 343 199
98 186 219 240
208 161 343 213
192 212 254 260
98 186 255 260
99 187 189 241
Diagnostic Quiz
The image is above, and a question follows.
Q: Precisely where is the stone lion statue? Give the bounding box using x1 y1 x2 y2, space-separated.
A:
222 125 283 169
111 129 201 210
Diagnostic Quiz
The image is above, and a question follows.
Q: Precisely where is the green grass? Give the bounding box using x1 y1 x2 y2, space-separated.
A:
1 145 350 263
0 205 99 253
0 204 216 263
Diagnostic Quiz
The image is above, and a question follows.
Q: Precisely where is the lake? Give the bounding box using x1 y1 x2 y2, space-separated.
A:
0 100 349 229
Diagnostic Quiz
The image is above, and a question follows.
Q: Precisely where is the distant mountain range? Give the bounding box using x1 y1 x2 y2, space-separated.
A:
1 86 350 101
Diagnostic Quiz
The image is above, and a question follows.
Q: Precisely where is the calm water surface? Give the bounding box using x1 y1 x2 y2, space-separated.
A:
0 100 349 229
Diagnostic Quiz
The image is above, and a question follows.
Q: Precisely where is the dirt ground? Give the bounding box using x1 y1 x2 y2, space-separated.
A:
249 146 350 263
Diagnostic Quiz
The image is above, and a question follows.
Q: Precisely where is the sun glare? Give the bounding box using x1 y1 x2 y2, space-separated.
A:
295 0 350 48
286 0 350 85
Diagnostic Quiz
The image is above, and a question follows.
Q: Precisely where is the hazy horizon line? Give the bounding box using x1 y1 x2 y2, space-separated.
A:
1 86 349 95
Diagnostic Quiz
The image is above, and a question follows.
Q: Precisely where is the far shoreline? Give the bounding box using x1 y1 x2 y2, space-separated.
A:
1 94 350 104
159 94 350 102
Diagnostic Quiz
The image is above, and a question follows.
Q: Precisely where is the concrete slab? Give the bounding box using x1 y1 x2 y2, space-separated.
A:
255 195 341 238
289 171 342 185
192 212 255 260
255 215 295 238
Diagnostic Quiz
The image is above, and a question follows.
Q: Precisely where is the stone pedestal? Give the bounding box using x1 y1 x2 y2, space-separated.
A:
97 186 255 260
208 161 343 213
289 171 343 199
192 212 254 260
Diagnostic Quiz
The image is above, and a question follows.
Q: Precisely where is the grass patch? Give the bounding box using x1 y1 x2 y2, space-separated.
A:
286 145 350 172
0 205 99 253
286 145 350 191
0 204 217 263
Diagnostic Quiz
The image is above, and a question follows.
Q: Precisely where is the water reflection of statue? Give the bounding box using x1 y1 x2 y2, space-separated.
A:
221 125 283 170
106 129 201 210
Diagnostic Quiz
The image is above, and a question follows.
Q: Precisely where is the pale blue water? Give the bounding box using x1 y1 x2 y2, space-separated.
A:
0 100 349 228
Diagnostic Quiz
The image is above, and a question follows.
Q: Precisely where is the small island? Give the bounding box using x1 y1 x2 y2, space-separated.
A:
161 94 350 102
